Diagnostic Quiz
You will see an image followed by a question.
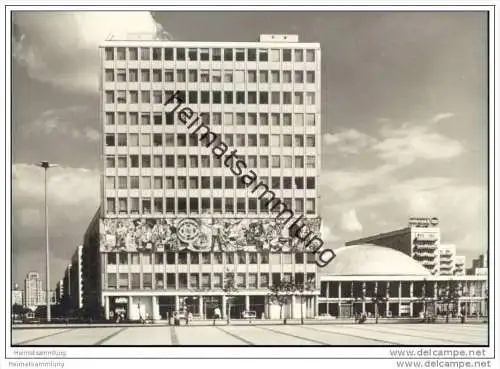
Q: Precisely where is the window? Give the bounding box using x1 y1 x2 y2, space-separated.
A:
283 49 292 62
295 92 304 105
117 133 127 146
271 113 280 126
198 48 209 61
212 112 222 125
106 156 115 168
141 69 150 82
259 70 268 83
105 91 114 104
141 113 150 125
295 135 304 147
164 69 174 82
259 49 268 61
142 198 151 214
306 71 315 83
166 198 175 213
114 48 126 61
153 69 162 82
237 198 245 213
259 92 268 104
117 156 127 168
247 48 256 61
210 274 221 289
211 70 221 83
164 47 173 60
186 177 198 190
189 69 198 82
153 155 162 168
118 176 127 189
200 70 210 82
212 48 221 61
294 71 303 83
224 71 233 83
187 252 199 266
235 48 245 61
190 274 199 289
249 253 258 264
225 198 234 213
271 70 280 83
206 253 220 266
306 114 316 126
306 199 316 214
201 176 211 189
201 156 210 168
283 71 292 83
154 176 163 189
306 135 316 147
143 274 152 289
224 48 233 61
271 134 280 147
106 176 115 189
177 69 186 82
224 112 233 125
306 49 315 62
178 252 188 264
260 273 269 288
130 176 139 189
176 48 185 61
201 274 211 288
107 273 117 289
201 252 211 264
141 90 150 103
105 69 114 82
270 49 280 62
237 273 246 288
248 70 257 83
105 47 114 61
271 91 280 104
236 91 245 104
177 155 187 168
178 177 187 189
130 155 139 168
106 198 116 214
248 273 258 289
131 273 140 289
129 69 138 82
201 91 210 103
283 92 292 104
129 91 138 104
283 156 292 168
142 176 151 189
306 92 316 105
224 91 233 104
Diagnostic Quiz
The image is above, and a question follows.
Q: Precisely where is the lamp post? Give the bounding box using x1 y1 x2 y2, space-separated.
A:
36 161 58 323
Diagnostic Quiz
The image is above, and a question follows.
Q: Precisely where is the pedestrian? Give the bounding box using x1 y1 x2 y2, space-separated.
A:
214 307 221 320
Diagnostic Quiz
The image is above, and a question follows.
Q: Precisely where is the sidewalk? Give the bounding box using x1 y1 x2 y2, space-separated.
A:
12 317 487 329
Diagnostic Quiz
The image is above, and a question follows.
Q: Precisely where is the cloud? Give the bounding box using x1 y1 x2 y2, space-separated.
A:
339 209 363 232
12 163 100 208
374 124 464 165
12 12 168 93
431 112 455 123
323 129 377 155
12 163 101 285
22 105 99 141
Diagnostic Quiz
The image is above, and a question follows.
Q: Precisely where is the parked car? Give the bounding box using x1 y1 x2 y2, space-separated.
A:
241 311 257 319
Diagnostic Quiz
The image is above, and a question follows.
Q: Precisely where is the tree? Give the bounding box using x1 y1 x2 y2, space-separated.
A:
12 304 24 316
223 270 237 324
268 279 295 323
437 279 462 323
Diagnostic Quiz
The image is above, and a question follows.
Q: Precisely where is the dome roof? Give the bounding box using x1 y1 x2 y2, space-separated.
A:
320 244 431 276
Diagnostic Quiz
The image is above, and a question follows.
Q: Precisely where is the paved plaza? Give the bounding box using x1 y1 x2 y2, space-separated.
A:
12 323 487 346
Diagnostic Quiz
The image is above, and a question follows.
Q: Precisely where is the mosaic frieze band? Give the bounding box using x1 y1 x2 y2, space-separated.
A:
99 217 321 253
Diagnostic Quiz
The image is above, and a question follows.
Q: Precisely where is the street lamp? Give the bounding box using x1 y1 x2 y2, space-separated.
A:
36 161 58 323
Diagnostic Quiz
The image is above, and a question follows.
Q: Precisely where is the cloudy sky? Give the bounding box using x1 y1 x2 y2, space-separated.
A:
11 10 488 289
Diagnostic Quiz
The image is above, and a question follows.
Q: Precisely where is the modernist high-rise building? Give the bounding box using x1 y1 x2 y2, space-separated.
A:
24 272 43 307
346 217 442 275
89 33 323 321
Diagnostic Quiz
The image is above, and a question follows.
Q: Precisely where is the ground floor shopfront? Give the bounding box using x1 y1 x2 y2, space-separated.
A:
103 292 319 321
318 276 488 318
